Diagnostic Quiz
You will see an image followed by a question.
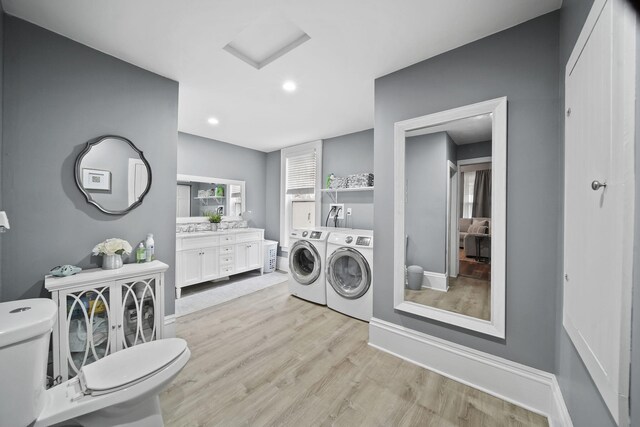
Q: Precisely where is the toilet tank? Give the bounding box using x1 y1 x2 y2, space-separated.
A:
0 299 57 427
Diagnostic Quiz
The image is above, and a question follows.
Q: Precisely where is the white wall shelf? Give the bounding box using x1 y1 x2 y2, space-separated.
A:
321 187 374 202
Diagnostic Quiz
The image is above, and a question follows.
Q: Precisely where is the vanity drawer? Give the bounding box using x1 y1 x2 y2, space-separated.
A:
219 265 235 276
220 245 235 255
236 232 262 243
219 254 234 266
219 234 236 244
180 236 220 250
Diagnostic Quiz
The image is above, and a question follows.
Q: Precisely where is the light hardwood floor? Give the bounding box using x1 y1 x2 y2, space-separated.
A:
405 276 491 321
160 282 545 426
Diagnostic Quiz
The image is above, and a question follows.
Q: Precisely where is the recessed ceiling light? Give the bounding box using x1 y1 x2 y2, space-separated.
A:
282 81 297 92
207 117 219 125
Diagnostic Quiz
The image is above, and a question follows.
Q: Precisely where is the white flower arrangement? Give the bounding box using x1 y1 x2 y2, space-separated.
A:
92 238 133 256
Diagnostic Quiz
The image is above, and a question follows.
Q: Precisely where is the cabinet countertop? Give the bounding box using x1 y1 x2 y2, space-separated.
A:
176 228 264 239
45 260 169 291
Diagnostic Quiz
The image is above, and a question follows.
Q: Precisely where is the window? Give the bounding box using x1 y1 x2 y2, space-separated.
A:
462 171 476 218
280 140 322 249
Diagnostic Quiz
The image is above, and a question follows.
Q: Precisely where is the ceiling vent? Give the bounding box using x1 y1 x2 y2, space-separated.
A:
223 12 310 70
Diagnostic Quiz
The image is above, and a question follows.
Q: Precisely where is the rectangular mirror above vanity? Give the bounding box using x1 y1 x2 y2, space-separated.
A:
175 174 265 298
394 97 507 338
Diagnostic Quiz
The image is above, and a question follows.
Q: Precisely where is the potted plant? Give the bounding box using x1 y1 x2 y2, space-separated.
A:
206 212 222 230
92 238 132 270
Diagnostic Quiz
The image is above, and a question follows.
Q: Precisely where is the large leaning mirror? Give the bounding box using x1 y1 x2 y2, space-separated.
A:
75 135 151 215
394 97 507 338
176 174 246 220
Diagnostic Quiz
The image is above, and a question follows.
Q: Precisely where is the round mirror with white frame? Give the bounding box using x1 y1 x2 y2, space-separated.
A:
394 97 507 338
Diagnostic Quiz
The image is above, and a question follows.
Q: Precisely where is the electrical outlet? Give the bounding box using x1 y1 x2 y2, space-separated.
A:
330 203 345 219
346 208 352 216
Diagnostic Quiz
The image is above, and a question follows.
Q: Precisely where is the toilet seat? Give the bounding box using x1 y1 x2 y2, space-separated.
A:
79 338 187 396
35 338 191 427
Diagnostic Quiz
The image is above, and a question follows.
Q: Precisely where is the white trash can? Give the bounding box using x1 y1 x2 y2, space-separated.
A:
263 240 278 273
407 265 424 290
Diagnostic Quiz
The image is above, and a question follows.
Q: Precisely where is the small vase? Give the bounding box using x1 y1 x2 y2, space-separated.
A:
102 254 123 270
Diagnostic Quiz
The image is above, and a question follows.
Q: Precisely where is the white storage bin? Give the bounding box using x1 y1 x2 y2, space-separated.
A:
263 240 278 273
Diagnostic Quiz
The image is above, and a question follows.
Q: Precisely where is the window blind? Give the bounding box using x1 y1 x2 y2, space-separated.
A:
286 150 316 195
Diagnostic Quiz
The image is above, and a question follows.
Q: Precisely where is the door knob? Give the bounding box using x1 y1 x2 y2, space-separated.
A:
591 180 607 191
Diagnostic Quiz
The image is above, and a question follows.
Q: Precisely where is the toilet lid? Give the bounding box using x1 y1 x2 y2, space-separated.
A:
79 338 187 393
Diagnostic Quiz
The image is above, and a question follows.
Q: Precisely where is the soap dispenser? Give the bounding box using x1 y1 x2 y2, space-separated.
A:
136 243 146 263
145 234 155 262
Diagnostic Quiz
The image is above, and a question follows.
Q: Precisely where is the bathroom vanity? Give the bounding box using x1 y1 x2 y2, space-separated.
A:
45 261 168 382
175 228 265 298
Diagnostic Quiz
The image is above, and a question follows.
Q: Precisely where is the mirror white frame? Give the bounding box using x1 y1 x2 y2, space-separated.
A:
393 97 507 338
176 173 246 221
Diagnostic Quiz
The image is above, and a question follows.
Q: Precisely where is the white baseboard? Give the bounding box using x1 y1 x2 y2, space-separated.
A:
277 256 289 272
164 314 176 338
422 271 448 291
368 318 572 427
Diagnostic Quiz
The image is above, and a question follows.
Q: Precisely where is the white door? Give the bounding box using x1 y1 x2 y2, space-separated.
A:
181 249 202 286
177 184 191 217
201 247 219 281
235 243 249 272
563 0 635 424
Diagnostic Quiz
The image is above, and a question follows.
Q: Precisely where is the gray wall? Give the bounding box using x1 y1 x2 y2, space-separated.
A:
456 140 492 161
321 129 374 230
405 132 448 272
265 151 281 244
1 15 179 316
177 132 267 229
374 12 560 371
554 0 623 425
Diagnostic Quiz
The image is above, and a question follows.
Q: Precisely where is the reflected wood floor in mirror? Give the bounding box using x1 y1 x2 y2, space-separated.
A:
458 249 491 281
405 276 491 321
161 282 544 426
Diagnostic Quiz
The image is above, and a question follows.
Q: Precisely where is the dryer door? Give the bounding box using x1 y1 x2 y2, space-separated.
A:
327 248 371 299
289 240 321 285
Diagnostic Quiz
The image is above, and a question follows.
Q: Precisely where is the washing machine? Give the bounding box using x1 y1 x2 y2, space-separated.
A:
325 229 374 321
288 228 332 304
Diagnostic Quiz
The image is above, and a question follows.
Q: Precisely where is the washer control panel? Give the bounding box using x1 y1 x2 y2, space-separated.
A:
356 236 371 246
302 231 309 237
310 231 322 239
345 236 353 244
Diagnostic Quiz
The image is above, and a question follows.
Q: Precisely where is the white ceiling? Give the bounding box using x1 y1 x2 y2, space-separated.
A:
407 114 493 145
2 0 561 152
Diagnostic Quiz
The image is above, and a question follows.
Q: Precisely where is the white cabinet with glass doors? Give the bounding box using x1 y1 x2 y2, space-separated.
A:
44 261 167 382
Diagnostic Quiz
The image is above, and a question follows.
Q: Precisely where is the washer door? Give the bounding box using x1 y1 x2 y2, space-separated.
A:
326 248 371 299
289 240 321 285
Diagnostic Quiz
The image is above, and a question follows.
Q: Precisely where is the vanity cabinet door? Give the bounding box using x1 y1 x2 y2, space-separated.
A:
235 243 248 272
235 241 261 272
201 247 220 281
58 284 116 380
115 274 162 350
181 249 203 286
246 242 262 270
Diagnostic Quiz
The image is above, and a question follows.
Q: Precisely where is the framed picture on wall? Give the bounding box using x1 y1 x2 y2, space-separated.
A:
82 168 111 191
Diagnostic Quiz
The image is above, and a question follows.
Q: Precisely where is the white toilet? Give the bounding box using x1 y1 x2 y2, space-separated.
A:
0 298 190 427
